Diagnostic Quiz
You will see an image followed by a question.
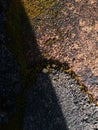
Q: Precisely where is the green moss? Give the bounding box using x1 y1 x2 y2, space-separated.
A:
45 38 56 46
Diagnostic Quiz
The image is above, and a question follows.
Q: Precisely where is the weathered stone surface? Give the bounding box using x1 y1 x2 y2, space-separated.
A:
23 0 98 104
6 0 98 105
2 0 98 129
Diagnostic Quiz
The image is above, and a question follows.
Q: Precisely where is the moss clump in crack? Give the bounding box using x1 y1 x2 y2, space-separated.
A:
45 38 56 46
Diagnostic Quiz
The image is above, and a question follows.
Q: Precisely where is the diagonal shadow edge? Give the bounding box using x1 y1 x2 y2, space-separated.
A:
0 0 71 130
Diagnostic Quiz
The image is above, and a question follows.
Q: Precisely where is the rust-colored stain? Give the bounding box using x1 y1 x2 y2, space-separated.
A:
26 0 98 104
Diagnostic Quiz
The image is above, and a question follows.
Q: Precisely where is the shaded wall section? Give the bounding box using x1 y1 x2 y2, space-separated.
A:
0 0 70 129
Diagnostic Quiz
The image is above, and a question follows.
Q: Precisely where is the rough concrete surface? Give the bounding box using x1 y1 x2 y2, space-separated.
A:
0 0 98 130
5 0 98 104
24 69 98 130
29 0 98 103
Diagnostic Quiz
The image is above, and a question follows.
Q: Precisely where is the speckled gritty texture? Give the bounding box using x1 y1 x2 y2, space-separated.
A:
0 0 98 129
24 69 98 130
5 0 98 104
26 0 98 104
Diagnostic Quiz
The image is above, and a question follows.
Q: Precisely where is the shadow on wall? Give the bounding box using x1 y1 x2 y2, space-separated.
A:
1 0 69 130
